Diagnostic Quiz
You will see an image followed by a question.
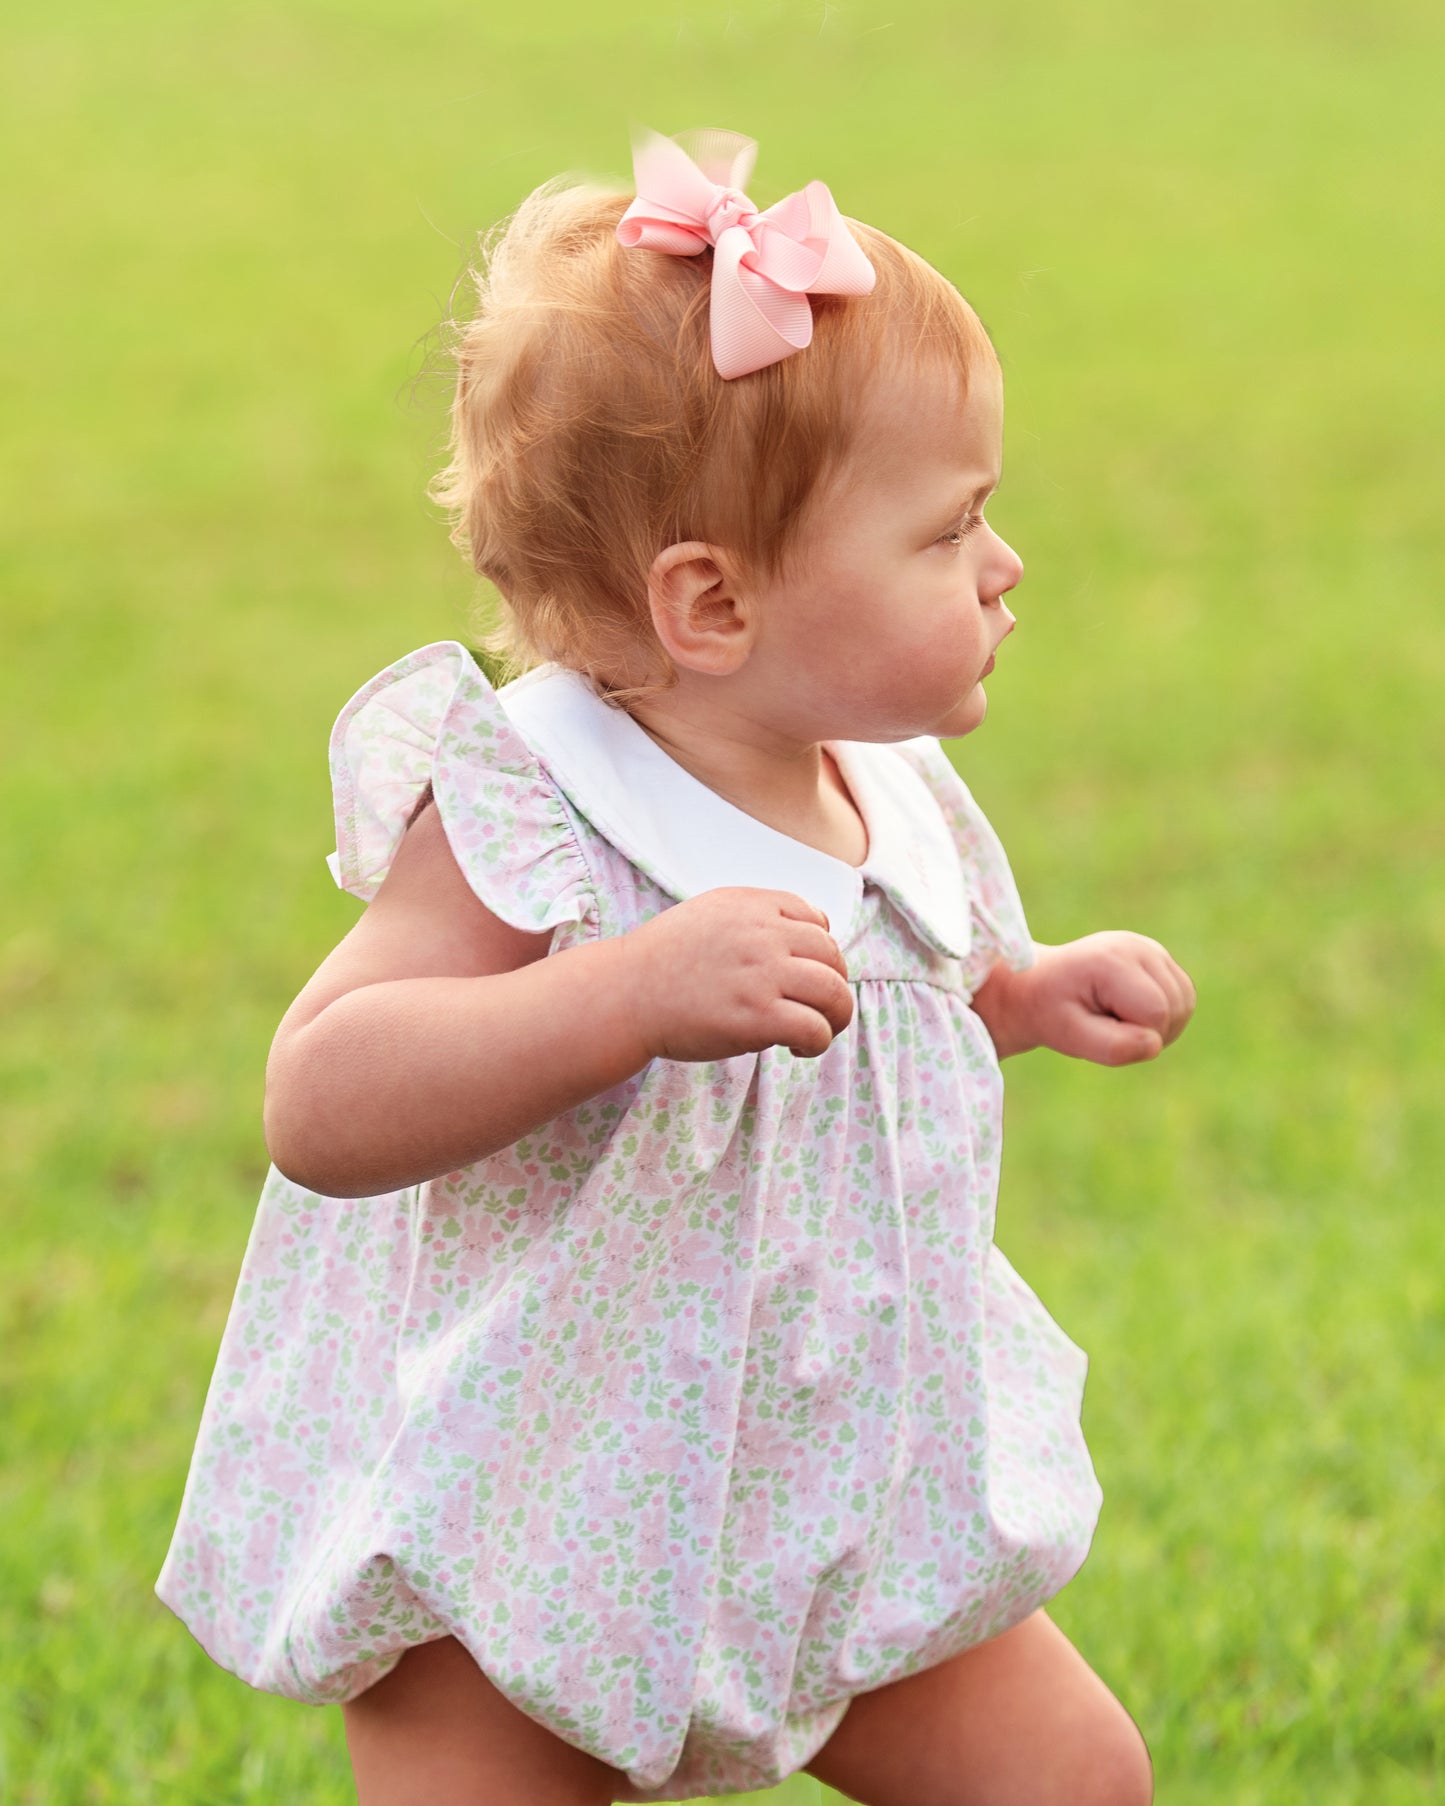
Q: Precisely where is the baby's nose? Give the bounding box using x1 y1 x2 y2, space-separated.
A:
990 536 1024 601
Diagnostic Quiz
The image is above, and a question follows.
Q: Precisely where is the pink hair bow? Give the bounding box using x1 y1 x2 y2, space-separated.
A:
616 125 877 380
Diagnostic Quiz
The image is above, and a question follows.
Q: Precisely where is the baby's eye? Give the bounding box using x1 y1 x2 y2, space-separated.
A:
940 514 984 548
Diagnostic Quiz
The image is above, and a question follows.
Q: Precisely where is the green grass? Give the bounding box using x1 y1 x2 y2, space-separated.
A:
3 0 1443 1799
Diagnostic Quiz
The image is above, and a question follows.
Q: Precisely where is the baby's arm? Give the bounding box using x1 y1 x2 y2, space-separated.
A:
264 800 647 1196
971 932 1196 1064
263 802 852 1198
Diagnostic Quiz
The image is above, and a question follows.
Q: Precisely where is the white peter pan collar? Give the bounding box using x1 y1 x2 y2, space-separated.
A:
497 662 973 960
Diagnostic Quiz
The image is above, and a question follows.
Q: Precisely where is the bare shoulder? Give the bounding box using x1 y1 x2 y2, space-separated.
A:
274 793 553 1046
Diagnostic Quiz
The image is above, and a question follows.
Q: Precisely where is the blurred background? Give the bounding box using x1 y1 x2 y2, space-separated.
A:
2 0 1442 1800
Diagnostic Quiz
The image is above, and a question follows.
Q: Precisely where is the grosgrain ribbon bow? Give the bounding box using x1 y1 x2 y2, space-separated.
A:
616 126 877 380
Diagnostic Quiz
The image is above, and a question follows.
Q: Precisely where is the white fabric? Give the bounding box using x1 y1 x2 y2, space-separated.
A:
498 661 973 958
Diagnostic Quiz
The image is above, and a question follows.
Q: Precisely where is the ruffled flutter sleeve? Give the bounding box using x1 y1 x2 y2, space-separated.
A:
894 737 1035 994
326 641 595 936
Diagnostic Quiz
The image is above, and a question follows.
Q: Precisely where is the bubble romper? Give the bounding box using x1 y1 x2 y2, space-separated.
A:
156 641 1102 1800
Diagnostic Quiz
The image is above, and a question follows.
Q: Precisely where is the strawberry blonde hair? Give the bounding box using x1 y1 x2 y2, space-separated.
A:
429 177 996 706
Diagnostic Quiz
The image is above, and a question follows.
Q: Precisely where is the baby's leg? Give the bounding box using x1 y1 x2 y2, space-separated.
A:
341 1636 633 1806
804 1611 1152 1806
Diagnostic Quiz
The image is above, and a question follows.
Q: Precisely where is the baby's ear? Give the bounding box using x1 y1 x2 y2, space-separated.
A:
646 541 752 676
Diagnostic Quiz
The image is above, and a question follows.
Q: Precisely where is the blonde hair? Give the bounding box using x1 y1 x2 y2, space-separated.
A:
428 177 996 706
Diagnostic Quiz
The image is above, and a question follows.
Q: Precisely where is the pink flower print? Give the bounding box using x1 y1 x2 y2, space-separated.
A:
155 681 1099 1787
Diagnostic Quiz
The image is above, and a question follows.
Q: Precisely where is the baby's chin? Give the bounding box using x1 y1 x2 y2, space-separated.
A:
932 685 987 740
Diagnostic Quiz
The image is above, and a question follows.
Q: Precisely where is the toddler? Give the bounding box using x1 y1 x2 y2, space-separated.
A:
157 126 1195 1806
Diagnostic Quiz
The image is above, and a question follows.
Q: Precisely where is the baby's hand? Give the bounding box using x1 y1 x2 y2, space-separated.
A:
977 932 1196 1065
618 889 854 1062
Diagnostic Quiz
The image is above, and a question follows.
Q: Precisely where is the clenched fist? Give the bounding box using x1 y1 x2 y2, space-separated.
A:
617 888 855 1063
972 931 1197 1064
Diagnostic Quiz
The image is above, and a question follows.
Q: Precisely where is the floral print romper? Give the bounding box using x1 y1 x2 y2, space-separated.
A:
156 641 1103 1800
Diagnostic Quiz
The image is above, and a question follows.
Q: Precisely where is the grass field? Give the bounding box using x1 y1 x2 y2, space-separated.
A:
3 0 1443 1800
